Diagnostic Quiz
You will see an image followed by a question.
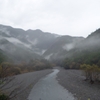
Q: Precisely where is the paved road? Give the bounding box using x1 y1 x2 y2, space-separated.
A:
28 69 76 100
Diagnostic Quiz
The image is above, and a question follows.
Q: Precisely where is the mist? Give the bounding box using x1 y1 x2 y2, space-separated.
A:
0 24 100 65
63 43 75 51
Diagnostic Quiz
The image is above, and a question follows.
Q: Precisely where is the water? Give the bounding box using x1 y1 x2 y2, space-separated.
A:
28 69 76 100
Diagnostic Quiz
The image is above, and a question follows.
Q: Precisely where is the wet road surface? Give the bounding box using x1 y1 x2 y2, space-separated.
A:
28 69 76 100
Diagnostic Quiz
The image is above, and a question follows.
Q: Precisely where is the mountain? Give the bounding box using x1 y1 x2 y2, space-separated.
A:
0 24 85 64
0 24 99 69
0 34 41 63
0 24 59 55
43 35 84 60
26 29 59 55
63 28 100 69
88 28 100 38
0 24 61 63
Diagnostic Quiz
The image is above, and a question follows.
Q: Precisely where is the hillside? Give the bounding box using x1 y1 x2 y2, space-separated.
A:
0 24 84 63
0 24 59 63
63 28 100 69
0 24 59 55
43 35 84 60
0 24 100 68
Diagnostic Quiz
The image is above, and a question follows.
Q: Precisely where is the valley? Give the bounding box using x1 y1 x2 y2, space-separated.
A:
0 24 100 100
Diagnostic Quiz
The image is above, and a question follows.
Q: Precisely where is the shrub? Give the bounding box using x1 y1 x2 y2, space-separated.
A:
0 94 9 100
81 64 100 82
9 67 21 75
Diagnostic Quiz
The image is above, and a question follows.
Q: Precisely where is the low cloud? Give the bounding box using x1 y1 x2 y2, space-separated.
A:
63 43 75 51
45 53 53 60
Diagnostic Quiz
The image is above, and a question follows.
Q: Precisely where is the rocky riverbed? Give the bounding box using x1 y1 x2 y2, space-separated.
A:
9 68 100 100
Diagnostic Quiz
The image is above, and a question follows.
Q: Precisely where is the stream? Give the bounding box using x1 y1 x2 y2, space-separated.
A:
28 69 76 100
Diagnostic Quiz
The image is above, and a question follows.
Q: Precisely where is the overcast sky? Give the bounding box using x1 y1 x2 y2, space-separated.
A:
0 0 100 37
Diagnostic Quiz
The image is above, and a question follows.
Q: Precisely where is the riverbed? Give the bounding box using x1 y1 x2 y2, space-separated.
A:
28 69 76 100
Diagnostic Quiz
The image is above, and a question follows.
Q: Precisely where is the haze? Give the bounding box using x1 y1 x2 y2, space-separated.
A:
0 0 100 37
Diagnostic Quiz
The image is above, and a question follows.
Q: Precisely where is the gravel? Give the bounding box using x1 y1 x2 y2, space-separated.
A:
8 67 100 100
57 68 100 100
9 69 52 100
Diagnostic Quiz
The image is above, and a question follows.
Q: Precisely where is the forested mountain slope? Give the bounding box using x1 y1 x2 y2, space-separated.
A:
63 28 100 69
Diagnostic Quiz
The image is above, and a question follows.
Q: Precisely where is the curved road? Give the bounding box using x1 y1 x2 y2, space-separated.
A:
28 69 76 100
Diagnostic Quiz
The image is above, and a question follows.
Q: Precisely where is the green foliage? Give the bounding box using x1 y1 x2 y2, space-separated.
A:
0 62 12 78
81 64 100 82
27 59 53 71
9 67 21 75
0 52 6 64
63 49 100 69
0 94 9 100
